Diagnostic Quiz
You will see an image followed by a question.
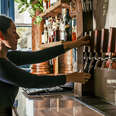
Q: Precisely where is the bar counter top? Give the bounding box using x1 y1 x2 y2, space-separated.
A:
22 91 104 116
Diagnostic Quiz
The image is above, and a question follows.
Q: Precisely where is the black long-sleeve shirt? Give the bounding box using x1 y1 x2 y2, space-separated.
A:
0 45 66 107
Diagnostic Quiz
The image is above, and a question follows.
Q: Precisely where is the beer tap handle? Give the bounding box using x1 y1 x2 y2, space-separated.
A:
89 30 95 53
101 29 109 53
94 30 101 55
108 27 116 53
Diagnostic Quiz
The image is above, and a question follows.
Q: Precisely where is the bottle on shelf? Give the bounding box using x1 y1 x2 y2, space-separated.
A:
47 17 53 43
55 15 61 41
41 32 45 44
49 59 54 73
72 18 77 41
60 17 65 41
64 8 72 41
43 0 49 9
50 0 57 6
48 0 51 8
43 23 48 44
43 0 47 11
59 9 66 41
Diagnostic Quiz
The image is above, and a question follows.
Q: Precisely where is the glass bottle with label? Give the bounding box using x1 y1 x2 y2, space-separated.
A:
72 18 77 41
64 8 72 41
41 32 45 44
55 16 60 41
44 23 48 44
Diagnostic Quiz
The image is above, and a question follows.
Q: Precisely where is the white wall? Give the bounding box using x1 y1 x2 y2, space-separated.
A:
15 3 32 24
105 0 116 28
93 0 116 29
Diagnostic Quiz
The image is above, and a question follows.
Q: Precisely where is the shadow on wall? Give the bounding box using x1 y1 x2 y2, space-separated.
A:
93 0 109 29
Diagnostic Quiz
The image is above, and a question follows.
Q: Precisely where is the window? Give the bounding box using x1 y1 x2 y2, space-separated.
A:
0 0 1 14
0 0 14 20
15 2 32 50
0 0 32 50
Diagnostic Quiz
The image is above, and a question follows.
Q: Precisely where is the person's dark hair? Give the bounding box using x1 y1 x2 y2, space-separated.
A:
0 15 12 34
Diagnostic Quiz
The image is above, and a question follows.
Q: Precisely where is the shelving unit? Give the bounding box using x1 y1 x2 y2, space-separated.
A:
39 0 70 18
31 0 75 75
40 41 63 49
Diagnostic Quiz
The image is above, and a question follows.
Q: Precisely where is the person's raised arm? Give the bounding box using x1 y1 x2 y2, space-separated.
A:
63 35 90 52
0 58 91 88
7 35 90 66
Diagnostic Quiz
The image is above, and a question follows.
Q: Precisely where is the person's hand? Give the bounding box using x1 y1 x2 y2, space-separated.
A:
63 35 90 51
66 72 91 84
77 35 90 47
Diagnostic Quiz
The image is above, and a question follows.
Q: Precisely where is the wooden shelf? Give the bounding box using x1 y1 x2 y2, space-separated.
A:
39 0 70 18
40 41 63 49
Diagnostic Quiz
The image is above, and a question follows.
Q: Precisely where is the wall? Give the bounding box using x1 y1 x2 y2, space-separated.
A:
15 3 31 24
93 0 116 29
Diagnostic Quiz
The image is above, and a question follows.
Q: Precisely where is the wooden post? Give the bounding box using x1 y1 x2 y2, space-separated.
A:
31 10 50 74
74 0 83 97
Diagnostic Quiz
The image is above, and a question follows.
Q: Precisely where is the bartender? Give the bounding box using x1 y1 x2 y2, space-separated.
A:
0 15 91 116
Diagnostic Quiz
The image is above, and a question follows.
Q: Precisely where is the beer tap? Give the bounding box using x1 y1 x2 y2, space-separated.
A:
83 32 89 73
83 30 95 73
105 27 116 69
87 30 99 74
83 32 89 65
95 29 109 69
83 30 95 96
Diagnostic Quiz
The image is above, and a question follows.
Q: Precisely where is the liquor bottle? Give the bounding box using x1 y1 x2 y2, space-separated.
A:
72 18 77 71
47 17 52 43
59 9 66 41
52 18 56 42
46 0 48 9
64 8 72 41
48 0 51 8
60 18 65 41
49 59 53 73
55 16 60 41
43 23 48 43
43 1 47 11
72 18 77 41
41 32 45 44
50 0 56 6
